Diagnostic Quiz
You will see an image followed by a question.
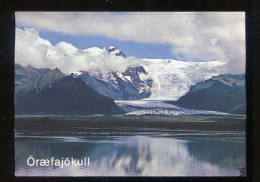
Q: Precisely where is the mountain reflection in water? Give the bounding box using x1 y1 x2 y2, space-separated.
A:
15 135 244 176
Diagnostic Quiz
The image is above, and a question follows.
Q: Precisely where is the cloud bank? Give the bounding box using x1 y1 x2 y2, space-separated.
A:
16 12 245 74
15 27 142 79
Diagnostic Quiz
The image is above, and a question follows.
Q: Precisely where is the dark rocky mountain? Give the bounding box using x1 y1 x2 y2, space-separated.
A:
111 66 153 99
15 66 124 115
173 74 246 114
76 71 120 99
74 46 152 100
16 67 65 93
15 64 51 87
77 66 152 100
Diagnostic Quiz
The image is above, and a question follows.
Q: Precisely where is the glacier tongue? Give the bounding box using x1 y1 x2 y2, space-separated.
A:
141 59 223 100
115 100 240 117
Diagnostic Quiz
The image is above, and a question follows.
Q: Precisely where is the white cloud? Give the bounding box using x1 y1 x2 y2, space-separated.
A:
16 12 245 74
15 27 142 80
16 27 242 100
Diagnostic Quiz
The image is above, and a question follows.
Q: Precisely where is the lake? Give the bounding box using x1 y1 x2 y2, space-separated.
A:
15 100 246 176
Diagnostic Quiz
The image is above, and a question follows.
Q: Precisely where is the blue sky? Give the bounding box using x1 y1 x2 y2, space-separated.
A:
17 24 177 59
39 30 176 59
15 12 245 74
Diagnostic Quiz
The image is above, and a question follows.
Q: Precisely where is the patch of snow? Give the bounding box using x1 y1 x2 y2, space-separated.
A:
109 46 116 50
124 76 132 83
138 72 149 81
116 72 127 82
70 71 82 77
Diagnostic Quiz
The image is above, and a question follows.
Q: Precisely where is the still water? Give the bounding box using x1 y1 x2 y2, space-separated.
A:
15 133 245 176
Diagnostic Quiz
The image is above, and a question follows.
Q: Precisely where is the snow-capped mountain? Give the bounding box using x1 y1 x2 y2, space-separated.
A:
71 46 152 100
106 46 126 58
15 66 124 115
83 46 126 58
70 46 224 101
77 66 152 100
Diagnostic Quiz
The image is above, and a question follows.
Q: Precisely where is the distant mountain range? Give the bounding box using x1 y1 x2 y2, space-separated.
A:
79 46 224 100
70 46 153 100
15 46 246 115
15 63 51 87
69 46 223 100
172 74 246 114
15 66 124 115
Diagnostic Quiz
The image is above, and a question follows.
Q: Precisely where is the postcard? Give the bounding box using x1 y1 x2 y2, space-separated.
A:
14 12 246 176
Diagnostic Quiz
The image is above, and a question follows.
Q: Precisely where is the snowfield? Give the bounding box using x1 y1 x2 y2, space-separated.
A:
68 46 226 100
141 59 224 100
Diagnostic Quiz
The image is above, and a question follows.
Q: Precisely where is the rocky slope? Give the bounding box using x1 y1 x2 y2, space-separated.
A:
173 74 246 114
15 66 124 115
15 63 51 87
77 66 152 100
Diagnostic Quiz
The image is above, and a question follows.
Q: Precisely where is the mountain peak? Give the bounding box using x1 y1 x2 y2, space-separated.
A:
108 46 116 51
16 66 65 94
45 68 64 78
26 64 34 69
106 46 126 58
175 74 246 114
210 74 245 87
53 67 60 71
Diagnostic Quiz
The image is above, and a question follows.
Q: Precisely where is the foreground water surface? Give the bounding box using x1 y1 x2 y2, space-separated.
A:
15 101 246 176
15 119 245 176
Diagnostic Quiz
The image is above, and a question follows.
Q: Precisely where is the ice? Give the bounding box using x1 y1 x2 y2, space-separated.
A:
142 59 222 100
115 100 242 117
115 100 179 109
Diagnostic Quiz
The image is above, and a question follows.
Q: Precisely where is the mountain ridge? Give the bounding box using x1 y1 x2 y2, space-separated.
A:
171 74 246 114
15 46 244 101
15 66 124 115
76 65 152 100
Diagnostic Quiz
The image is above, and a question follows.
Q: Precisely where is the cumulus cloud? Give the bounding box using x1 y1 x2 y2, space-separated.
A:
15 27 141 79
16 12 245 74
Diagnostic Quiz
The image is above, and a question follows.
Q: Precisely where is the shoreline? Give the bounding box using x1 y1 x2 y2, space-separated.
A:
15 115 246 132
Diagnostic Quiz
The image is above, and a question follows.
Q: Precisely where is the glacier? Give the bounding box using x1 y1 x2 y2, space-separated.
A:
141 59 224 100
115 100 244 117
71 46 225 101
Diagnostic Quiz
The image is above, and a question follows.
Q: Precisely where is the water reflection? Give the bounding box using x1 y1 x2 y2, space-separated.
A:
186 139 245 168
15 136 244 176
